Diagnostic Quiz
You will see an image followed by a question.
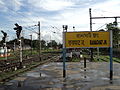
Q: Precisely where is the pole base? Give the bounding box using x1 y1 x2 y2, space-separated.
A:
110 70 113 80
63 70 66 78
19 62 23 69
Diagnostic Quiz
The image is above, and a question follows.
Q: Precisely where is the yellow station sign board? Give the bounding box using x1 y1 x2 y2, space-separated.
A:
64 31 110 48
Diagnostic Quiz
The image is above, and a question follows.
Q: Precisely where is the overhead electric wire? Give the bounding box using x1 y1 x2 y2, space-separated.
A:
5 6 36 23
13 0 42 23
96 23 107 31
0 3 36 28
93 9 113 14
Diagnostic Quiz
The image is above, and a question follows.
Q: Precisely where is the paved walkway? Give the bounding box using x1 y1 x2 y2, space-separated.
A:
1 62 120 90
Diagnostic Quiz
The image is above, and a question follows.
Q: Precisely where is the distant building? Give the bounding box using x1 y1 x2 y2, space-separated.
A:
0 47 11 57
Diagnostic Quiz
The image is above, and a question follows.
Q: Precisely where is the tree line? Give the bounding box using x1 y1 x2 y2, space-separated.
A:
99 22 120 48
0 37 62 50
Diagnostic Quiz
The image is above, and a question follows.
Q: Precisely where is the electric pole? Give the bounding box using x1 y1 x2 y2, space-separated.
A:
89 8 92 31
89 8 93 62
38 21 41 61
89 8 120 80
30 35 32 55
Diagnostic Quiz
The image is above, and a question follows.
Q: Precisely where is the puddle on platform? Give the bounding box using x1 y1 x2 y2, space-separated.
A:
101 77 109 80
56 63 63 65
68 73 90 80
5 82 14 86
26 72 48 78
39 73 48 77
50 83 63 88
41 65 50 68
70 68 81 71
3 62 120 90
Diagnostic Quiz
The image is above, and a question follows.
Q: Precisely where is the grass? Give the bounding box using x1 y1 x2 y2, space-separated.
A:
70 54 120 63
0 49 61 60
0 53 59 83
71 57 81 62
0 57 6 60
93 55 120 62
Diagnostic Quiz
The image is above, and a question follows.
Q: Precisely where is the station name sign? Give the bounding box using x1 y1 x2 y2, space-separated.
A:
64 31 110 48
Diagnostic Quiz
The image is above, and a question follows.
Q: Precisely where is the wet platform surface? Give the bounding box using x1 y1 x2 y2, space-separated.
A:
1 62 120 90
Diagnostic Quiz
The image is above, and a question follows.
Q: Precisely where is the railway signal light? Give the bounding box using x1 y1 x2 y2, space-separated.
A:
14 23 22 39
1 30 7 43
62 25 68 31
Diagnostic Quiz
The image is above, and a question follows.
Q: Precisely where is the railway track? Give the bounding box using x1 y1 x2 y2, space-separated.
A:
0 53 59 82
97 56 120 63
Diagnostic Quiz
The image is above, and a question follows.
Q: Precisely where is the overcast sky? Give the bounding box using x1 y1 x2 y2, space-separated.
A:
0 0 120 43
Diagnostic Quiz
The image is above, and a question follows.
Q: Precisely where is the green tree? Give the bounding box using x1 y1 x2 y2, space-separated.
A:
57 43 62 49
32 40 39 49
48 40 57 49
106 22 120 48
41 40 46 49
32 39 46 49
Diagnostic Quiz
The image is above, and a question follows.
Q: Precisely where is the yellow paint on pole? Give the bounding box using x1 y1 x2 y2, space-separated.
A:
64 31 110 48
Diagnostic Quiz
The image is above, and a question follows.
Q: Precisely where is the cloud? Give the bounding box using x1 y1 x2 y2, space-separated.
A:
91 0 120 17
1 0 120 43
0 0 4 4
41 0 74 11
0 0 23 12
7 0 23 11
28 0 74 11
89 0 120 30
13 0 23 11
0 0 8 12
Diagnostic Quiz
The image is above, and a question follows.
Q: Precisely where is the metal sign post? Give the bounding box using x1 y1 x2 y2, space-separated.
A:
110 30 113 80
63 25 68 78
63 47 66 78
63 31 66 78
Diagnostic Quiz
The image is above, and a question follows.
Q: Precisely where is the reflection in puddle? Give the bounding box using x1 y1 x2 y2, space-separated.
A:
41 65 50 68
101 77 109 80
68 73 90 80
4 62 120 90
40 73 48 77
26 72 48 78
